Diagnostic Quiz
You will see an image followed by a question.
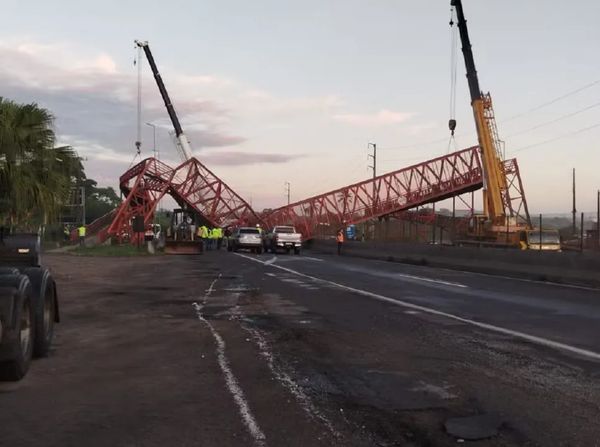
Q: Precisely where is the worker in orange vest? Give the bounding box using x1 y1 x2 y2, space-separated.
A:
336 229 344 255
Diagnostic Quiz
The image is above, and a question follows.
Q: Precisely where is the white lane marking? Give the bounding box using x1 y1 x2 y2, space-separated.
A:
235 253 600 362
193 275 267 446
311 261 468 289
235 316 341 439
394 272 467 288
365 256 600 292
444 266 600 292
264 256 278 265
404 310 421 315
226 293 340 439
298 256 323 262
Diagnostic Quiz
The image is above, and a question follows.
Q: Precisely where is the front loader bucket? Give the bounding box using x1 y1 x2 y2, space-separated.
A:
164 240 203 255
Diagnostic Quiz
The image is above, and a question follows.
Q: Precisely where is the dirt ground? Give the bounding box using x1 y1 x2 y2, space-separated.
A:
0 254 345 447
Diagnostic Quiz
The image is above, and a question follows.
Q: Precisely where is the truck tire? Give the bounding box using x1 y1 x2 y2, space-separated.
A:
257 247 263 255
0 275 34 381
22 267 58 358
294 247 300 255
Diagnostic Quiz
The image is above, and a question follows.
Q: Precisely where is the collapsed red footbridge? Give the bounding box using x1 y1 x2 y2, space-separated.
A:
86 145 504 243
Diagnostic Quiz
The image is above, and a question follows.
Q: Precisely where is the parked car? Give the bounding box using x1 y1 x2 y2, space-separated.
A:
228 227 263 254
265 225 302 255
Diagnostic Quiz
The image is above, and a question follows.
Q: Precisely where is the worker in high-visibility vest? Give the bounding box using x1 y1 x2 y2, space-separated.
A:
336 228 344 255
208 227 216 250
214 227 223 250
78 224 87 247
199 225 209 250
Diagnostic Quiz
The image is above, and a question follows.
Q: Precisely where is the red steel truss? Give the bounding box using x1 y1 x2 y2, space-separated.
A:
261 146 484 239
105 157 258 242
99 145 530 244
501 158 531 227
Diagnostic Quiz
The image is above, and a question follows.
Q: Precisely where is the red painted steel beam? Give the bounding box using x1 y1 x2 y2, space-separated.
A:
261 146 483 239
105 156 259 243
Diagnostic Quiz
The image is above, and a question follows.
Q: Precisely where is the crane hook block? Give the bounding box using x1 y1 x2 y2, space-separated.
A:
448 119 457 135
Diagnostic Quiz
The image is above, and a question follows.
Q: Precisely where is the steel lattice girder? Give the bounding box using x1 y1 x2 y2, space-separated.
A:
261 146 484 239
106 157 258 241
501 158 531 227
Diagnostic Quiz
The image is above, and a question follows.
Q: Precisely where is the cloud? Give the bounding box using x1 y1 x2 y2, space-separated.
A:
332 109 414 126
0 39 245 158
200 151 304 166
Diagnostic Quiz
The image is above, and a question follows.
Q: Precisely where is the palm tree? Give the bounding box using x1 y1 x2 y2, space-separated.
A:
0 97 83 229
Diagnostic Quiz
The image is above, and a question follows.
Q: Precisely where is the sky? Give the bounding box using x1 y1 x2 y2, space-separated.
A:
1 0 599 214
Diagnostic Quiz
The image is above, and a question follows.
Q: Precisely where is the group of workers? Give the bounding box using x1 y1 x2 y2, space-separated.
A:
196 225 225 250
65 221 345 254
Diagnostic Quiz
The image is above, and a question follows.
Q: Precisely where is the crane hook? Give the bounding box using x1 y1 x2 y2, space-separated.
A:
448 119 457 136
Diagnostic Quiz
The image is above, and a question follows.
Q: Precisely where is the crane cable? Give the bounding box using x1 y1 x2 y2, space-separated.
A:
129 46 143 169
447 6 459 154
135 44 143 156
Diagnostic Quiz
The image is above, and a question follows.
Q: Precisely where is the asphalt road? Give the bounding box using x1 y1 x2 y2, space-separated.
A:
0 251 599 446
216 250 600 446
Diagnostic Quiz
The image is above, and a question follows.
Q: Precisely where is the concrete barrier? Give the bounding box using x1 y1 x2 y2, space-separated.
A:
308 239 600 288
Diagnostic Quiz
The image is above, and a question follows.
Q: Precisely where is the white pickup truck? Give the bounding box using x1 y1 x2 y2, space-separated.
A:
265 225 302 255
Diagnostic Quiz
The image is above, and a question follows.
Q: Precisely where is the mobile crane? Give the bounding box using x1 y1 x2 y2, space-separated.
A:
451 0 559 250
134 40 204 253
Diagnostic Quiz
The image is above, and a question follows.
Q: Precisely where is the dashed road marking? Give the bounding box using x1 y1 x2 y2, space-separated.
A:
235 253 600 362
265 272 321 291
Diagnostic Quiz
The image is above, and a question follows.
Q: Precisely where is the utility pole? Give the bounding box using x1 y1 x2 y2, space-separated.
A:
284 181 291 205
597 189 599 250
367 143 377 179
572 168 577 236
368 142 377 208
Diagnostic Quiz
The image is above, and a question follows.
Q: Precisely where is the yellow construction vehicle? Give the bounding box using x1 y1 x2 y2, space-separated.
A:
451 0 560 251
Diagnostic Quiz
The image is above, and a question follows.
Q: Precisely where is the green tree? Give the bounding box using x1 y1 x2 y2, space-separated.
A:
82 178 121 223
0 98 83 228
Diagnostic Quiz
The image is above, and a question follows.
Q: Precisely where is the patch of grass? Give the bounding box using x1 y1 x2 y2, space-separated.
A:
71 244 159 257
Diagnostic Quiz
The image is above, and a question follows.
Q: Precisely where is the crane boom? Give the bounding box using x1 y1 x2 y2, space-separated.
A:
451 0 508 225
134 40 193 160
451 0 481 102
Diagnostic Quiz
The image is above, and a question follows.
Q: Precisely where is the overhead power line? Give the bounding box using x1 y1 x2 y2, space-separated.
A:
513 121 600 153
378 78 600 152
502 79 600 123
505 100 600 138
